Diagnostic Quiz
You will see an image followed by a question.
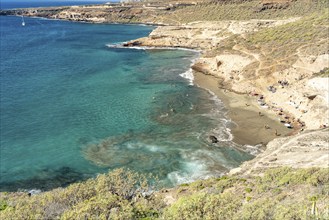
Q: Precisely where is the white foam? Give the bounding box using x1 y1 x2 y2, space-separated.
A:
167 153 208 185
197 88 235 143
167 171 189 185
179 69 194 85
107 43 201 87
167 165 213 185
126 143 136 149
203 88 226 108
107 43 201 86
166 139 263 185
243 144 263 156
178 53 200 85
159 113 169 118
167 148 237 185
126 142 164 153
106 43 201 52
143 144 163 152
27 189 42 195
211 127 234 142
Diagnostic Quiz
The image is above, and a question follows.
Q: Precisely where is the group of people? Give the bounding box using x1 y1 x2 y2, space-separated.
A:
278 79 289 87
249 91 306 133
266 79 290 94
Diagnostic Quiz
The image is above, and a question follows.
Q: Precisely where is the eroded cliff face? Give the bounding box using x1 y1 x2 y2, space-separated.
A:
230 128 329 175
123 13 329 173
126 13 329 131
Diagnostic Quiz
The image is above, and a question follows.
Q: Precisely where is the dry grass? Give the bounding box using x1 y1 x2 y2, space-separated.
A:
206 9 329 79
159 0 328 24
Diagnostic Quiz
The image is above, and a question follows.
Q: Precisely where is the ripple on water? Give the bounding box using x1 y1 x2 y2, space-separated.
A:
82 87 254 186
1 16 255 190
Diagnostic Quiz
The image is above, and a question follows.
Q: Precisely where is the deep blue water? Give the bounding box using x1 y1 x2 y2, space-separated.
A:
0 14 253 191
1 1 109 10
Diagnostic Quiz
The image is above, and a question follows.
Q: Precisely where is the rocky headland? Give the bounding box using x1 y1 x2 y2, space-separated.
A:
124 11 329 169
126 17 328 129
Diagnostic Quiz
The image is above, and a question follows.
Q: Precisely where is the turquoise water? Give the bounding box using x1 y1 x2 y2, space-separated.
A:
1 1 109 10
0 16 253 191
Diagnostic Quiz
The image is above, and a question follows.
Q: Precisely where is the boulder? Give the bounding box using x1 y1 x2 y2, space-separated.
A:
209 135 219 143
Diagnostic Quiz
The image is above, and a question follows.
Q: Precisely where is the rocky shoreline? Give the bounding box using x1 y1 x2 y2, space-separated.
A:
2 1 328 172
1 2 328 218
125 20 329 129
123 18 329 170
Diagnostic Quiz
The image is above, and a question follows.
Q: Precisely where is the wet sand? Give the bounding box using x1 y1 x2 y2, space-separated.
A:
193 71 293 146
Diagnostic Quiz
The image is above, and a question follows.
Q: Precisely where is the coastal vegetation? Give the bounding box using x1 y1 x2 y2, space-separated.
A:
0 0 328 219
159 0 328 24
1 167 328 219
1 0 328 25
247 10 328 44
214 9 329 77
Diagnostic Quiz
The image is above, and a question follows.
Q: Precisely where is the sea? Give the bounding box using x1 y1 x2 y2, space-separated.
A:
0 1 110 10
0 1 254 191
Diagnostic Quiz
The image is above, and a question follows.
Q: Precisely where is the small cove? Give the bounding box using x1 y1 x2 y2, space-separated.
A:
0 16 254 191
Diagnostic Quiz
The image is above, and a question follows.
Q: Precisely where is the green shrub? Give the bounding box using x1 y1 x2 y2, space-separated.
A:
245 188 252 193
240 198 278 220
1 167 328 219
215 177 240 193
0 200 7 211
273 203 308 220
163 192 242 220
61 194 133 220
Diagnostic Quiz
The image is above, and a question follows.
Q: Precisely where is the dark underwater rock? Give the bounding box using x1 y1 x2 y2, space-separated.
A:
209 135 218 143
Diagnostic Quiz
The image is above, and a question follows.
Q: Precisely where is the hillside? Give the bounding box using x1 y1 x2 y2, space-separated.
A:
1 167 328 219
127 7 329 131
4 1 326 131
0 0 328 219
1 0 328 25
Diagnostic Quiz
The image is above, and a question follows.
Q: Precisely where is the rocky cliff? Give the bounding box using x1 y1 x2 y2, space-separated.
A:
126 12 329 131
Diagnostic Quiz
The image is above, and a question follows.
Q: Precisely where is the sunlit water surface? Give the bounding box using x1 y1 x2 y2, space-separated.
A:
0 16 253 191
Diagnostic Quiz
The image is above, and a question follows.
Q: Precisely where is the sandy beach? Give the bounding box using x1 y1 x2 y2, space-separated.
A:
123 15 329 150
1 2 329 219
6 2 328 146
193 71 292 146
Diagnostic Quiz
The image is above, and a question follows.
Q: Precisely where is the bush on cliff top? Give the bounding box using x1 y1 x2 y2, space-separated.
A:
162 0 328 23
1 167 328 219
